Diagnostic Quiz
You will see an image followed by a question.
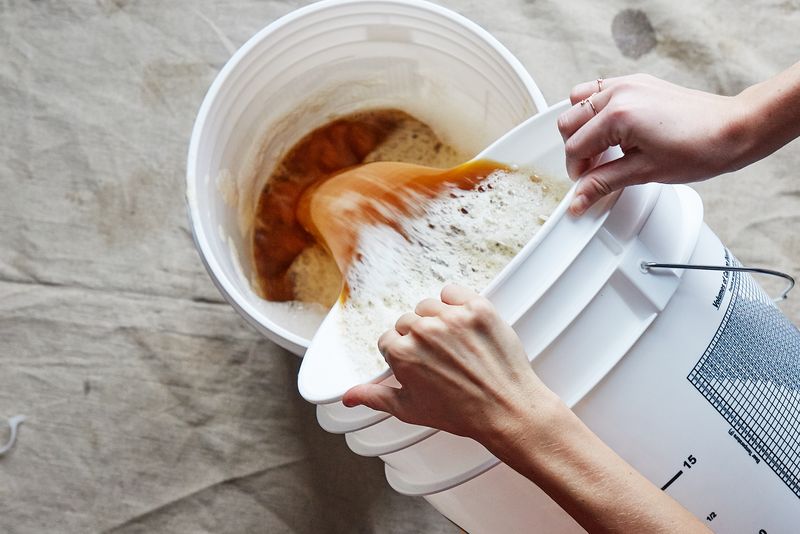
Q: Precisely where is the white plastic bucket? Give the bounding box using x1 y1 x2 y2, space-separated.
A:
330 101 800 531
186 0 547 355
423 221 800 533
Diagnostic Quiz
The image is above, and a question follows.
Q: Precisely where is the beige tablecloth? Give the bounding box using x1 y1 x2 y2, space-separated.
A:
1 1 797 532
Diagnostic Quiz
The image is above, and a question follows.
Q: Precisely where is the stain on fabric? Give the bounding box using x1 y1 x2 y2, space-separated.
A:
659 36 714 71
141 61 210 110
94 169 162 245
96 0 128 14
611 9 657 59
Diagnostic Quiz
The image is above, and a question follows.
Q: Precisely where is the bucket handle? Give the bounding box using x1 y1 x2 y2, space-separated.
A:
640 262 795 302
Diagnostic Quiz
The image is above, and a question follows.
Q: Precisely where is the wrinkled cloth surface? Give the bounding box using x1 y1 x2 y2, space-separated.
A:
1 1 798 532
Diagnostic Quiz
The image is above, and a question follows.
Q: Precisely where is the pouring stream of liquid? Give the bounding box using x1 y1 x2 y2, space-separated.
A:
296 160 509 293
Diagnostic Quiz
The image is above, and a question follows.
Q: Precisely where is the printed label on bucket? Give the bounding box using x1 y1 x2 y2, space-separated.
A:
688 252 800 499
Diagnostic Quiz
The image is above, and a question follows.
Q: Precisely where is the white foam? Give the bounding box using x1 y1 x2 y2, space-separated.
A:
338 169 568 375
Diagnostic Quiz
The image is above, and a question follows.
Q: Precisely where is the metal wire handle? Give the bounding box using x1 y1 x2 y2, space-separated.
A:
640 262 796 302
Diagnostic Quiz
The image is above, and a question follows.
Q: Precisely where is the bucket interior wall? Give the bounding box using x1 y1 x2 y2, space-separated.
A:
188 0 545 350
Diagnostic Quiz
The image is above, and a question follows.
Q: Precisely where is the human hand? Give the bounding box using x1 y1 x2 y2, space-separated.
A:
557 74 748 215
343 284 711 533
342 284 561 445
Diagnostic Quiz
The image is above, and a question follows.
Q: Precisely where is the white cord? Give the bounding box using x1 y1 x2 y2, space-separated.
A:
0 415 26 456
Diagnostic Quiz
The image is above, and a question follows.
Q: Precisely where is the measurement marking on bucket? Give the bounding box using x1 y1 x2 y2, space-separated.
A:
661 454 696 490
661 470 683 491
688 258 800 499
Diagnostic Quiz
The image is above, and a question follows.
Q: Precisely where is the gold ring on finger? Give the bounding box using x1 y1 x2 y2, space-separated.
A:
580 95 598 116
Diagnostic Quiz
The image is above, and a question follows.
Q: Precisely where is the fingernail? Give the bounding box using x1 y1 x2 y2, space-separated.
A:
570 194 589 215
342 391 358 407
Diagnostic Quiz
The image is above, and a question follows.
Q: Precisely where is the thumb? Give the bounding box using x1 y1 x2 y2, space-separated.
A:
342 383 402 415
570 152 649 215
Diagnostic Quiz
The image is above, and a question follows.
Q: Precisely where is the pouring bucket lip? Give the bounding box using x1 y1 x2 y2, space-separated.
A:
185 0 547 355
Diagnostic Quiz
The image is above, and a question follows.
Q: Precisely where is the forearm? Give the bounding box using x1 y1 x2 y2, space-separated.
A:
483 392 709 533
728 61 800 172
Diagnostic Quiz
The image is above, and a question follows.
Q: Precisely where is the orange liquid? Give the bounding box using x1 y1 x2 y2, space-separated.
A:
252 108 506 303
252 110 413 301
297 160 509 278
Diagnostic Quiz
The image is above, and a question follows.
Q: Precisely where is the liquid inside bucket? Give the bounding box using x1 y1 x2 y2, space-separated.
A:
251 109 472 308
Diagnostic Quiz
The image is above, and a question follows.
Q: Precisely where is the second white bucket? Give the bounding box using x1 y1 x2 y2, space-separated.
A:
423 218 800 533
322 101 800 531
